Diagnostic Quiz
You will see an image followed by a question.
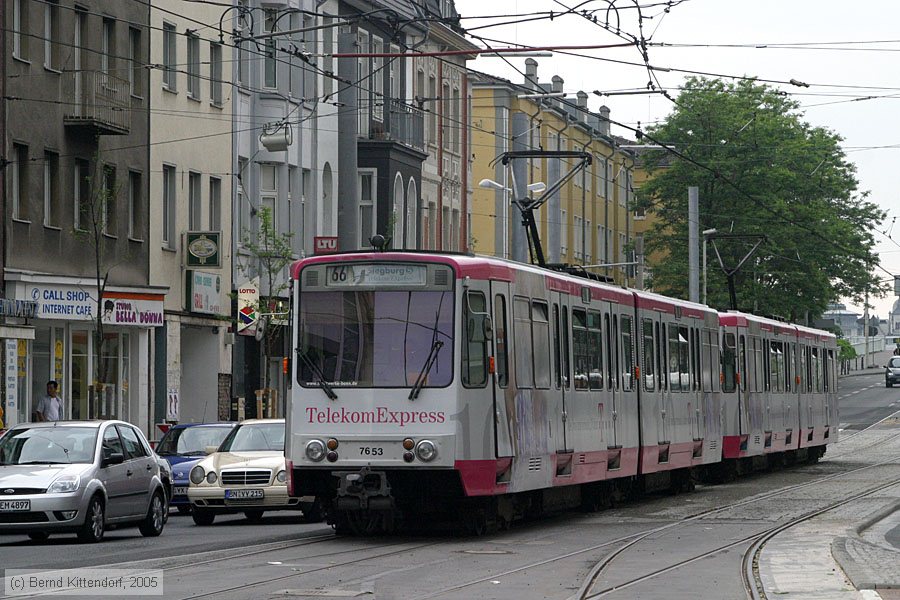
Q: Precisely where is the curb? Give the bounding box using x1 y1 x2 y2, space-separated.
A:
831 500 900 590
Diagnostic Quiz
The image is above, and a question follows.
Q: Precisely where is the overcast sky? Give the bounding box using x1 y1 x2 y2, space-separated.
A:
455 0 900 319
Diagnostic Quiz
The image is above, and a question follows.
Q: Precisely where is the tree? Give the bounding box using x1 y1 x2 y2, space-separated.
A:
237 205 294 416
73 156 124 417
635 77 886 321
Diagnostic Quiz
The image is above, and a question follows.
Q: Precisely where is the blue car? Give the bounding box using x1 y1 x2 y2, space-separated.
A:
156 423 236 513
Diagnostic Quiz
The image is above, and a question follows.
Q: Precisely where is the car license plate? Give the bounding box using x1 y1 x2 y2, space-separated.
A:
225 489 264 499
173 486 188 497
0 500 30 512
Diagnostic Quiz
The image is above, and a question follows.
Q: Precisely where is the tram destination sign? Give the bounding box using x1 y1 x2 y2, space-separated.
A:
326 264 427 287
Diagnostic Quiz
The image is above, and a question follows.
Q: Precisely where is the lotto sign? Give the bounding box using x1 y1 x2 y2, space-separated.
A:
237 278 259 335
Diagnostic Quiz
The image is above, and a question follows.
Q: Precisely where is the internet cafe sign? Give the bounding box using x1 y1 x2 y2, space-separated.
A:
20 283 163 326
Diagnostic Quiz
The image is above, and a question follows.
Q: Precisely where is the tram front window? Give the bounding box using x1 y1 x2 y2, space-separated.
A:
298 290 454 388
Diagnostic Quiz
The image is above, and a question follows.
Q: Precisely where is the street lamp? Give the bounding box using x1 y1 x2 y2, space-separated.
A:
702 228 717 305
479 178 546 194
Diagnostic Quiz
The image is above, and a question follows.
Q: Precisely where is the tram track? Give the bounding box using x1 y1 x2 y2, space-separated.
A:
571 457 900 599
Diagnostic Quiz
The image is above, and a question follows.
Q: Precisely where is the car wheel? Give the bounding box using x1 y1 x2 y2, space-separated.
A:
139 492 166 537
244 510 264 523
27 532 50 542
77 496 105 543
176 505 192 515
192 508 215 526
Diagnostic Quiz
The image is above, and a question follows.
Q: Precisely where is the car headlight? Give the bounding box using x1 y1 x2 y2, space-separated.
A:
415 439 437 462
305 439 326 462
276 470 287 483
190 466 205 484
206 471 218 484
47 474 80 494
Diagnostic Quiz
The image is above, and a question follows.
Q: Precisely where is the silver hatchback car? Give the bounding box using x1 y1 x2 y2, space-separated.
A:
0 420 167 542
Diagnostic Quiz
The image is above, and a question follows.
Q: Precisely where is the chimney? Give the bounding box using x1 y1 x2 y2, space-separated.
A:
588 113 601 131
525 58 539 90
598 105 610 136
551 75 564 108
576 91 589 123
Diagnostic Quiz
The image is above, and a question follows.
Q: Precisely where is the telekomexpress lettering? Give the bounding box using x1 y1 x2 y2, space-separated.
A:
305 407 445 426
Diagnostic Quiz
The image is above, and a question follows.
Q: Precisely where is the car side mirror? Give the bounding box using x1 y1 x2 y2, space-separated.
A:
102 452 125 467
204 445 219 455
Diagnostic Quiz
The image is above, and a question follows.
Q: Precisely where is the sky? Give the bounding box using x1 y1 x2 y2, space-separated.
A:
454 0 900 319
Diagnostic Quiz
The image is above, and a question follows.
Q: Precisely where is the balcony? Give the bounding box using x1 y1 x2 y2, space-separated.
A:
63 71 131 135
366 99 424 153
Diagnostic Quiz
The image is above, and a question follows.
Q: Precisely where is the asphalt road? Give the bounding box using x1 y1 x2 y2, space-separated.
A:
1 371 898 600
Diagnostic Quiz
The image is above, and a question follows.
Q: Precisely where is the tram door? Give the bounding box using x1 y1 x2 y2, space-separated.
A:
603 304 621 449
551 293 569 453
490 281 515 458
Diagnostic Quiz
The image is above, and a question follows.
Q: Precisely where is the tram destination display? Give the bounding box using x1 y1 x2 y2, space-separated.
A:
325 264 427 287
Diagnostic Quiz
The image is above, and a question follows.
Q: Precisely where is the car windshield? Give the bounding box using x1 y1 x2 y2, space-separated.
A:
157 426 233 456
298 290 454 388
219 423 284 453
0 426 98 465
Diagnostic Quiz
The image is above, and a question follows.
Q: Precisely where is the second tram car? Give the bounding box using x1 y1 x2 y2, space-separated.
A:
286 252 837 533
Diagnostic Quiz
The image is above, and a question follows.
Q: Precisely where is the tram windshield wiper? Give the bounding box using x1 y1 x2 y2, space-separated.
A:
408 340 443 401
297 350 338 400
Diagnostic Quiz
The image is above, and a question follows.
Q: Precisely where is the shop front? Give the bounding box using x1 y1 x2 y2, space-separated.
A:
4 273 165 435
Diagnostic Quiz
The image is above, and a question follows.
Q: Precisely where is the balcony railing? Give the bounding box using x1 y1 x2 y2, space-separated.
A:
63 71 131 135
366 99 425 153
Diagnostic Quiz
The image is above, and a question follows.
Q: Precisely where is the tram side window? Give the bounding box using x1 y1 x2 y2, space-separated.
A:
589 311 603 390
532 301 551 389
642 319 655 391
605 313 615 390
562 308 570 389
786 343 794 392
668 326 681 392
722 333 737 392
462 291 488 388
694 328 702 391
739 335 748 392
826 349 835 392
621 315 634 391
553 305 561 389
573 309 590 390
769 342 781 393
701 329 714 393
513 297 533 388
751 338 759 392
678 326 690 391
803 346 811 392
658 322 666 391
813 347 822 393
494 295 509 388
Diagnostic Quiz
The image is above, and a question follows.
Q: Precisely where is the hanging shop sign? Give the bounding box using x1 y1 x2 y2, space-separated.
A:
101 293 164 327
237 278 259 335
0 299 38 319
186 270 224 315
185 232 221 268
314 236 339 255
5 340 18 416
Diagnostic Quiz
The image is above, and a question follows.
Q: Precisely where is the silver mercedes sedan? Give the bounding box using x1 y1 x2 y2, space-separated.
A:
0 420 167 543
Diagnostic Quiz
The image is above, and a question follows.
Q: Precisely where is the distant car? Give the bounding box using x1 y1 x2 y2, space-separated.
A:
0 420 167 543
156 423 236 514
187 419 316 525
886 356 900 387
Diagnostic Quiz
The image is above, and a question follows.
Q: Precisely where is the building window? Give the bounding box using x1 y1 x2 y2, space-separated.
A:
101 18 115 75
187 33 200 99
128 171 141 240
74 158 89 230
263 10 277 89
102 166 117 235
162 165 176 248
209 177 221 230
260 164 277 231
417 69 426 143
188 171 202 230
236 0 249 87
236 157 249 243
322 17 334 98
586 220 592 263
442 206 450 250
441 82 450 151
427 201 436 249
210 42 223 106
406 178 417 250
451 208 460 252
13 0 28 60
372 36 384 122
560 209 568 256
11 144 28 221
302 15 316 100
44 0 59 70
392 173 404 247
390 45 401 100
358 170 376 247
357 31 369 135
452 87 460 153
428 75 436 145
162 22 176 90
129 27 142 97
43 151 59 227
574 215 583 261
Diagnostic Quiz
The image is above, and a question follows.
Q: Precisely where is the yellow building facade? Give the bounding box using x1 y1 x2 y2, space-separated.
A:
469 63 637 285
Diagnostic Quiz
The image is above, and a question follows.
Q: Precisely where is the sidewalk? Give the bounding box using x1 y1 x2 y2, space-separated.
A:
841 349 895 379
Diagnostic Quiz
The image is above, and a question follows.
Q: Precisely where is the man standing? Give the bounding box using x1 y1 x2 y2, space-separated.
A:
35 381 64 422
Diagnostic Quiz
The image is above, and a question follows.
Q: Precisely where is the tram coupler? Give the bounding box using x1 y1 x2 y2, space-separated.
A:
333 467 394 511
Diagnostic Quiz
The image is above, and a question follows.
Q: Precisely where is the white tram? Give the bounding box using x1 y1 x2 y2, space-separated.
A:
285 252 837 533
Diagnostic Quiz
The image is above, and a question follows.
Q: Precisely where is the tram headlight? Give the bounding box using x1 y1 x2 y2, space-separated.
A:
305 439 326 462
415 440 437 462
190 466 205 485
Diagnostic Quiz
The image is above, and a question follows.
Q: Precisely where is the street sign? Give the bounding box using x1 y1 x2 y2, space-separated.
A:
237 278 259 335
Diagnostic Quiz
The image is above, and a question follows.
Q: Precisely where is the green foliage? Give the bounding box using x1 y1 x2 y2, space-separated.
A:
635 77 886 321
836 338 857 362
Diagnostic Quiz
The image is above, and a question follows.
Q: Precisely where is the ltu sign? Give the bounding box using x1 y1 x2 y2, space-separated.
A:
314 236 339 255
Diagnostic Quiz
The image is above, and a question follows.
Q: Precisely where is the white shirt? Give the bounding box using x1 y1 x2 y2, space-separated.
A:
37 396 63 421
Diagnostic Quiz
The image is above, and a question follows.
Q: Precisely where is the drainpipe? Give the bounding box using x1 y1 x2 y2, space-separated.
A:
1 2 7 290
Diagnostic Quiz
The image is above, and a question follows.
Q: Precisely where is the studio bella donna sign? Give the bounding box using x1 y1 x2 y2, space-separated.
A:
102 294 164 327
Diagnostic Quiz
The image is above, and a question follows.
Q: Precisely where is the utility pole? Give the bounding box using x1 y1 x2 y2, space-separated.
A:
688 186 700 303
